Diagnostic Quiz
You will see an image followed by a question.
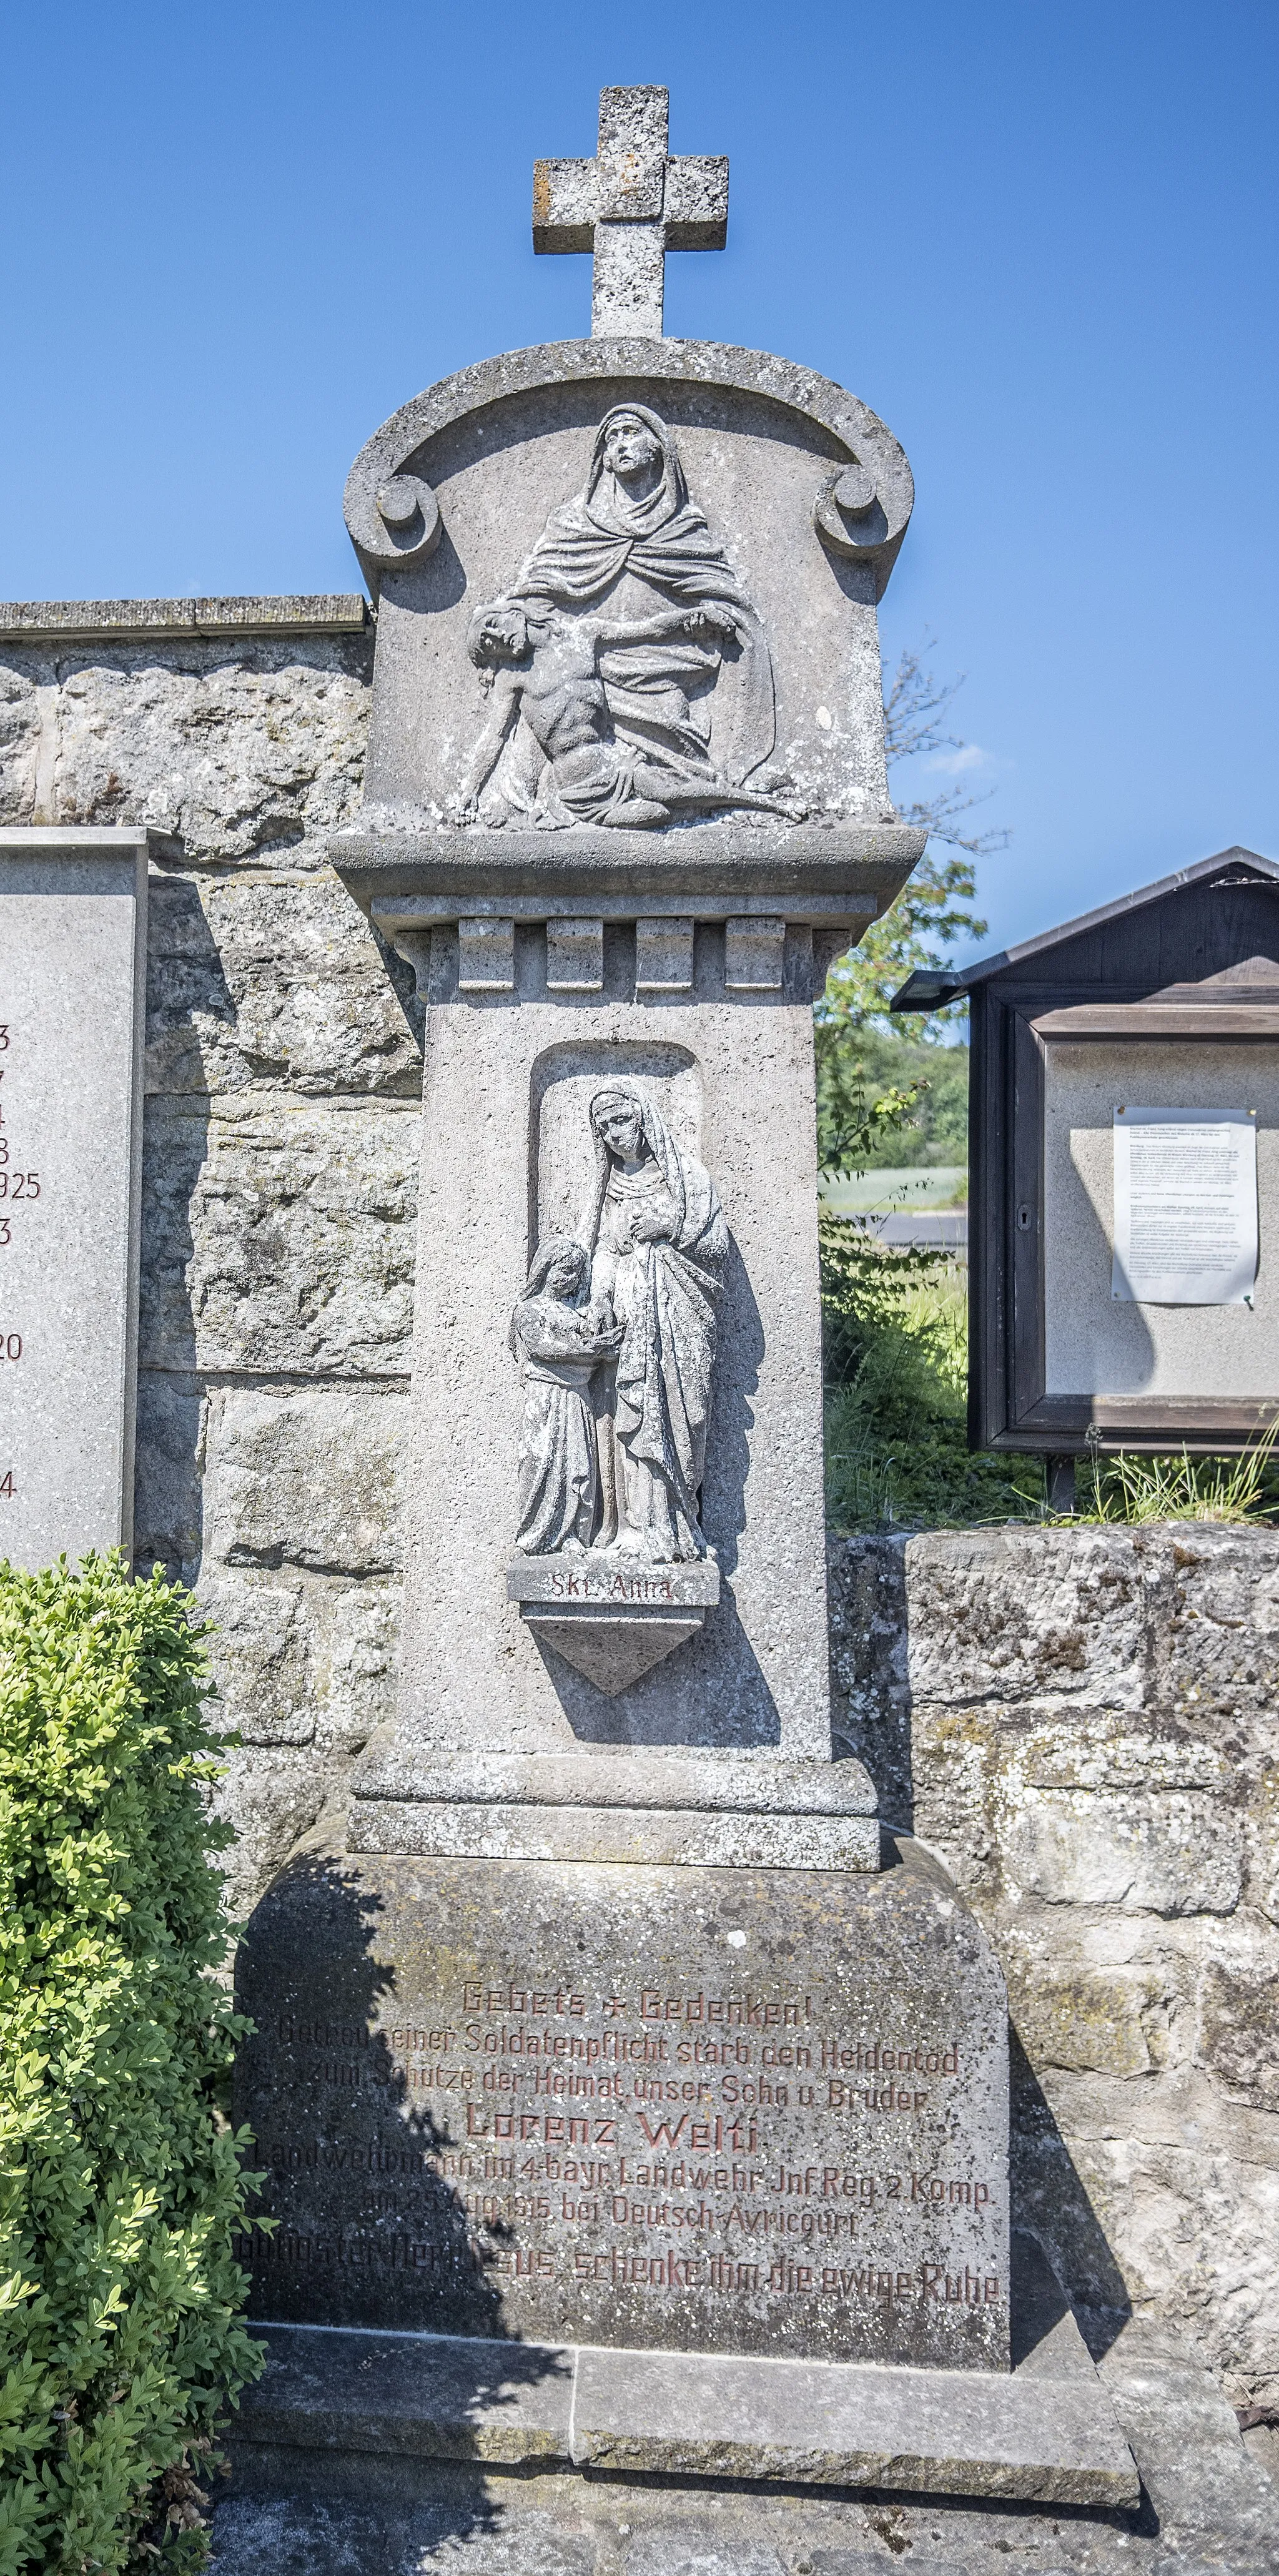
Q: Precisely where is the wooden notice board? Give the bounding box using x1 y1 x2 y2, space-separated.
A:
891 846 1279 1459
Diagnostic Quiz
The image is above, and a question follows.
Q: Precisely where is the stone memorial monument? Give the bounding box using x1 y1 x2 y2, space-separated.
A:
232 86 1137 2514
0 824 149 1569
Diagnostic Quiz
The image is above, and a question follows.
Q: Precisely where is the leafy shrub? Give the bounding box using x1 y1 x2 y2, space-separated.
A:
820 1223 1278 1534
0 1555 262 2576
816 1025 969 1173
821 1215 1043 1531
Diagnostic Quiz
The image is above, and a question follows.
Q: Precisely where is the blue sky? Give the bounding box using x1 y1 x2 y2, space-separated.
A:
2 0 1275 960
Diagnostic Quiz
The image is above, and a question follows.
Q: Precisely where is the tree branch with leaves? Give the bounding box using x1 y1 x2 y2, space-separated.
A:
816 638 1007 1170
821 638 1006 1040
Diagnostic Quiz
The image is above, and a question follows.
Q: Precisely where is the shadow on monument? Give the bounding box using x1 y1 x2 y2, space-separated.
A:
133 874 240 1581
838 1570 1136 2367
1007 2026 1133 2361
227 1855 572 2562
392 526 472 623
233 1855 566 2364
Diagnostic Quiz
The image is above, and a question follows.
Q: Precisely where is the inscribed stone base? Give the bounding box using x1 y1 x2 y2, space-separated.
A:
234 1845 1009 2369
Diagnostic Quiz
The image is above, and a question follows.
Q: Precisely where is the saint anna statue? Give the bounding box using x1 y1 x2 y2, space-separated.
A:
586 1082 727 1563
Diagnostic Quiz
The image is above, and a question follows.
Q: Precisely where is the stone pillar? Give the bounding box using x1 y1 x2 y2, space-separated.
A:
0 826 149 1566
392 917 831 1755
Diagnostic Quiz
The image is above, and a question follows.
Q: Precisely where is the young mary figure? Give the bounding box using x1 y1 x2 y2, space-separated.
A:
510 1236 621 1554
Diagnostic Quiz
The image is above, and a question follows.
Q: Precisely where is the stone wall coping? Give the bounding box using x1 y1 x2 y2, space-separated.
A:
0 595 370 643
0 826 158 851
836 1520 1279 1559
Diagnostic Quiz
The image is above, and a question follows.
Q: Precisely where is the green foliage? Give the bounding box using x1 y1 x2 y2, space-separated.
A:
814 643 994 1177
816 1026 969 1175
814 845 979 1181
817 847 986 1039
1072 1433 1279 1526
0 1555 263 2576
821 1216 1043 1531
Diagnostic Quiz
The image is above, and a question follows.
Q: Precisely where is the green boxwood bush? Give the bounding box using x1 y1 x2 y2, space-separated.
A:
0 1554 262 2576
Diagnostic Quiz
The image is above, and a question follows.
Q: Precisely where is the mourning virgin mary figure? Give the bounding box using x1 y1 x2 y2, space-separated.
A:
511 404 776 796
586 1083 728 1563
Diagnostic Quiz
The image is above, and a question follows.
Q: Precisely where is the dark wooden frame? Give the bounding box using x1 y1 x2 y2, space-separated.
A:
969 987 1279 1454
895 851 1279 1459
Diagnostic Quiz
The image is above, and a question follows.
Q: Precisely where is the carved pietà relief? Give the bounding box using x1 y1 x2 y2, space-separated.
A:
458 405 799 831
511 1080 726 1563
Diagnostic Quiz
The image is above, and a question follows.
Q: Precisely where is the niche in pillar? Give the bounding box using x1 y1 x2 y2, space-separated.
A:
532 1040 702 1245
510 1040 723 1693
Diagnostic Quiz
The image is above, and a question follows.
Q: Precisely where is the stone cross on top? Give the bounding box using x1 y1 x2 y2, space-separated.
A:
533 85 728 341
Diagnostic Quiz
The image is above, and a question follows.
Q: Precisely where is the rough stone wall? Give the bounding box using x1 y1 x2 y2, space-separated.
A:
829 1526 1279 2406
4 634 1276 2406
1 629 420 1908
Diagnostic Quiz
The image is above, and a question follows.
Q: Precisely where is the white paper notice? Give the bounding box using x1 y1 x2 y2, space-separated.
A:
1112 1108 1258 1305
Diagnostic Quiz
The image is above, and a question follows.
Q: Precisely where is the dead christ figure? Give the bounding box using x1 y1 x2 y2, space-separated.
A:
458 598 799 831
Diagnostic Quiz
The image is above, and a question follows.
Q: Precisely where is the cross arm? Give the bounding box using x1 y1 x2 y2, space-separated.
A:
532 159 597 255
531 154 729 257
663 157 729 252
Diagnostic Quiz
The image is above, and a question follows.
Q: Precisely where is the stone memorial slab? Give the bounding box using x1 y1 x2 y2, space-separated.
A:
0 827 149 1567
235 1847 1009 2371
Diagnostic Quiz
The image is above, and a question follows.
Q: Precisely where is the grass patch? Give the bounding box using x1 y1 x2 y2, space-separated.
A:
1075 1437 1279 1526
821 1213 1279 1534
820 1215 1043 1532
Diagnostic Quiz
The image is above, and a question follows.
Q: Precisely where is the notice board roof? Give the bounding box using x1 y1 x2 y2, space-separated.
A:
890 846 1279 1013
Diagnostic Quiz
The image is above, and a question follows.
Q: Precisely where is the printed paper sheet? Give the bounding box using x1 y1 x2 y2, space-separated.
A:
1112 1107 1258 1305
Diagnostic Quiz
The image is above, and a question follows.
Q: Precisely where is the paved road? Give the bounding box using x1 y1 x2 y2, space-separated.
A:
874 1211 969 1253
